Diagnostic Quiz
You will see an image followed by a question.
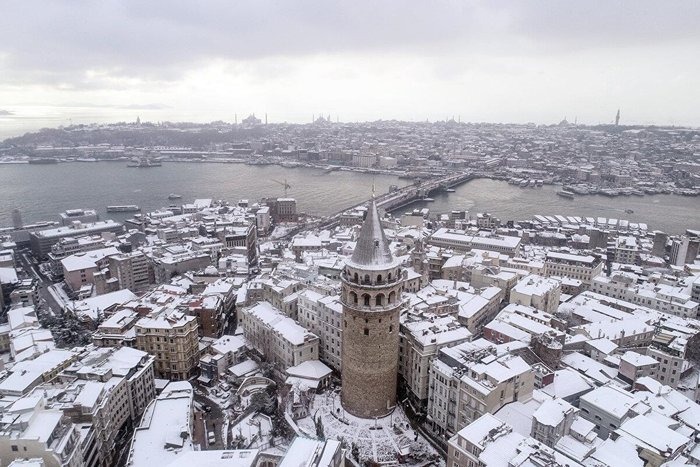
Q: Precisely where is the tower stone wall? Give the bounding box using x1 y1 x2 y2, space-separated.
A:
340 200 404 418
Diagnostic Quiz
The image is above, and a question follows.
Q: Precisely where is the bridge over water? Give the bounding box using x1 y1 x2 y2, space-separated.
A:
277 171 475 239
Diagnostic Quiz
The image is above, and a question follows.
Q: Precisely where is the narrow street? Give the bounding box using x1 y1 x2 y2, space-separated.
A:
15 250 63 314
193 391 228 449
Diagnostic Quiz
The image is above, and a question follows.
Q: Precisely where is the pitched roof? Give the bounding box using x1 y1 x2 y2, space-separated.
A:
347 199 396 270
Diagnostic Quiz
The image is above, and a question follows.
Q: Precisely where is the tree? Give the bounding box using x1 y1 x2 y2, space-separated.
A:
351 442 360 461
314 412 325 440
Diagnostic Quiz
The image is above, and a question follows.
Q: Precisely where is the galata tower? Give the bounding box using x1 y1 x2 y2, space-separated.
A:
341 199 404 418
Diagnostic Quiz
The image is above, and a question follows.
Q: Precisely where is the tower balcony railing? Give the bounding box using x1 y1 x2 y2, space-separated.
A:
342 271 403 287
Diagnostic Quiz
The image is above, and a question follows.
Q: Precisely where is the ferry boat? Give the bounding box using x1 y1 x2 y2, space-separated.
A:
556 190 575 199
168 193 183 200
127 158 162 168
28 158 58 164
106 205 140 213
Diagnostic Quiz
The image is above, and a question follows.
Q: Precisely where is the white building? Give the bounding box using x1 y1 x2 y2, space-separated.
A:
241 302 320 370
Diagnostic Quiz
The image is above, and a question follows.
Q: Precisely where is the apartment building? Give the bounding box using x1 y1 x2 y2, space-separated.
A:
0 402 84 467
509 274 561 313
135 310 199 380
29 221 124 260
647 331 687 388
241 301 319 370
398 314 471 410
107 252 154 293
297 289 343 371
543 251 603 287
427 339 534 438
447 414 579 467
428 228 522 256
591 273 699 318
613 236 640 264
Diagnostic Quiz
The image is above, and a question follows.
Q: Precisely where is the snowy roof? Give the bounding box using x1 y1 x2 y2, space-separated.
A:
580 385 645 419
165 450 259 467
346 199 397 270
616 414 689 454
61 246 120 272
70 289 137 321
286 360 332 381
128 381 194 466
533 398 575 427
539 369 595 400
620 351 657 367
0 267 19 284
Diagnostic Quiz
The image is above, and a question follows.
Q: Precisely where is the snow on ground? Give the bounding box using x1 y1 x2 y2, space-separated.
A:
296 389 442 466
48 284 71 309
270 225 296 240
230 412 274 449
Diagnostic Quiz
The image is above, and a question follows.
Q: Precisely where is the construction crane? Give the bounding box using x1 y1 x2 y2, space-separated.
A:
271 179 292 197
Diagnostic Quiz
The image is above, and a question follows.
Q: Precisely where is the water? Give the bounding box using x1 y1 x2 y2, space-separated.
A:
0 163 697 234
396 178 699 234
0 162 408 226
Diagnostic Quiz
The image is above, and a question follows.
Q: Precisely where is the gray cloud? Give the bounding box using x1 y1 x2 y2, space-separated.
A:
0 110 14 115
1 0 698 85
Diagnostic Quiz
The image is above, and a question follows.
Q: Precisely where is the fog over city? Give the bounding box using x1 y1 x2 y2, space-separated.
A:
1 0 699 135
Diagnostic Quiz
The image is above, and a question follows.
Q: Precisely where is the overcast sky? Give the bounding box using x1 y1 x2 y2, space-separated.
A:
0 0 698 135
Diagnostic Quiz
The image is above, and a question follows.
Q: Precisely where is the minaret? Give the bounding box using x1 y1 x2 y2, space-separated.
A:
615 109 620 126
341 199 404 418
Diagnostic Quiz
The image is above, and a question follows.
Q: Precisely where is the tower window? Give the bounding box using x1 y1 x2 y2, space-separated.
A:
376 294 384 306
364 328 369 336
363 294 370 306
389 325 393 333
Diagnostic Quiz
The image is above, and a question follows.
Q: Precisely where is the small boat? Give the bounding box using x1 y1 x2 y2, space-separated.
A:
423 197 435 202
168 193 182 200
556 190 575 199
445 188 456 192
625 209 634 214
107 205 140 213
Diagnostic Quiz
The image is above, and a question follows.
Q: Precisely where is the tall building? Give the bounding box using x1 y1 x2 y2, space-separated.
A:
341 199 404 418
11 208 22 229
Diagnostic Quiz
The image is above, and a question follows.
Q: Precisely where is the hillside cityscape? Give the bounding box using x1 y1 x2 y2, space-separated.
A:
2 1 700 466
0 115 699 467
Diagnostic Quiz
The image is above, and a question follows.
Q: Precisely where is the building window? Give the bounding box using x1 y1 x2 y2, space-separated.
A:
364 328 369 336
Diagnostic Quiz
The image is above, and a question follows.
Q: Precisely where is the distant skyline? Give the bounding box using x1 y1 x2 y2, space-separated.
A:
1 0 699 138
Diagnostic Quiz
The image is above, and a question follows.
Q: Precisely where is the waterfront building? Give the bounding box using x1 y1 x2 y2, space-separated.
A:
59 209 99 226
29 221 124 260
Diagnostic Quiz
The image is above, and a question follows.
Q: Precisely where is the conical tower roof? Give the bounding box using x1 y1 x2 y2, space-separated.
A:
347 199 397 270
